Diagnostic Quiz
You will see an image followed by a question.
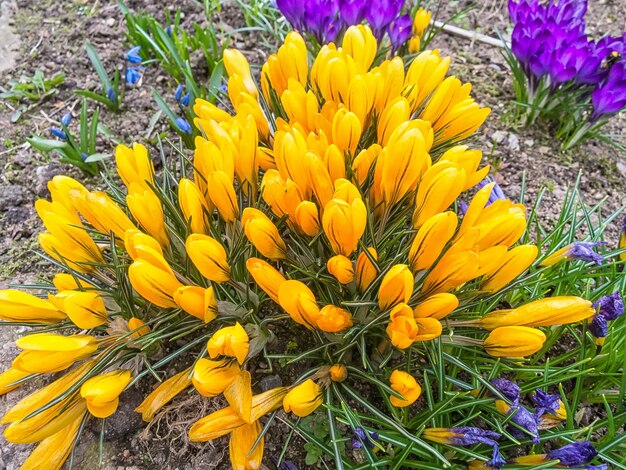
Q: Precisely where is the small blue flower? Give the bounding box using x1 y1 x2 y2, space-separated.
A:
176 117 192 134
126 45 143 64
351 426 379 449
126 67 142 86
477 177 507 205
61 112 72 127
166 25 173 37
50 128 67 140
175 84 184 102
567 242 605 265
106 87 118 104
593 292 624 321
180 93 191 107
491 378 521 402
547 441 598 466
80 152 88 161
218 84 228 93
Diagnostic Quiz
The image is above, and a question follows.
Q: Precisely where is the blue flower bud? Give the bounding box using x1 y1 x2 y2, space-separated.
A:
106 87 118 104
166 25 173 37
593 292 624 321
126 67 142 86
491 378 521 402
180 93 191 107
50 128 68 140
126 45 143 64
175 84 184 102
567 241 605 265
175 117 192 134
80 152 88 161
61 112 72 127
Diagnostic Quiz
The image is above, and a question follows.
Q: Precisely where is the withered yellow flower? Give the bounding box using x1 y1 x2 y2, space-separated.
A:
207 323 250 364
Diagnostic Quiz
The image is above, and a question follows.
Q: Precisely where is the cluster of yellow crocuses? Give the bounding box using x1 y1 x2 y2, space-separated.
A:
0 25 600 469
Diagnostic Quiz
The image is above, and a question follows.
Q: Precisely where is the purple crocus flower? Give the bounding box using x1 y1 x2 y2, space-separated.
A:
588 314 608 340
487 444 507 469
593 292 624 321
531 389 561 416
365 0 402 38
567 242 605 265
388 14 412 52
445 427 501 447
547 441 598 466
491 378 521 402
591 61 626 121
505 403 540 444
351 426 379 449
340 0 365 26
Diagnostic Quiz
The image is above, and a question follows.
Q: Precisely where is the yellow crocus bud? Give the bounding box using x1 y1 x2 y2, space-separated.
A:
331 108 361 154
274 128 310 196
356 248 378 293
278 280 320 328
246 257 286 303
261 169 303 220
80 370 132 418
173 286 218 323
327 255 355 284
312 46 355 103
413 161 466 228
283 379 323 417
386 303 419 349
230 421 264 470
223 49 257 98
12 333 98 373
128 317 150 338
52 273 95 292
421 249 479 295
483 326 546 358
414 317 443 342
35 198 81 226
329 364 347 382
408 36 420 54
294 200 321 236
413 293 459 320
135 368 192 422
481 245 538 293
378 96 411 146
0 290 66 323
342 25 377 72
440 145 489 190
124 229 162 260
21 413 83 470
352 144 381 185
282 80 319 133
207 171 239 223
316 305 353 333
38 216 104 273
376 123 431 206
189 387 288 442
306 152 334 207
194 98 232 122
207 322 250 364
186 234 231 283
115 143 154 190
262 31 308 99
242 208 287 260
78 191 136 239
347 72 378 126
325 144 347 182
257 146 276 171
0 367 30 395
413 7 432 37
49 291 108 329
47 175 88 212
409 211 458 272
620 218 626 261
389 370 421 407
479 296 594 330
128 251 183 308
178 178 210 234
192 358 240 397
322 192 367 256
4 399 87 445
404 51 450 112
378 264 414 310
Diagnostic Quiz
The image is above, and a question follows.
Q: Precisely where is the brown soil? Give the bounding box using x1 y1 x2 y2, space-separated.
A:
0 0 625 469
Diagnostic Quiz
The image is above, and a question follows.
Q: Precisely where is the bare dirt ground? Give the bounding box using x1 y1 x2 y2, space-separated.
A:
0 0 625 468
